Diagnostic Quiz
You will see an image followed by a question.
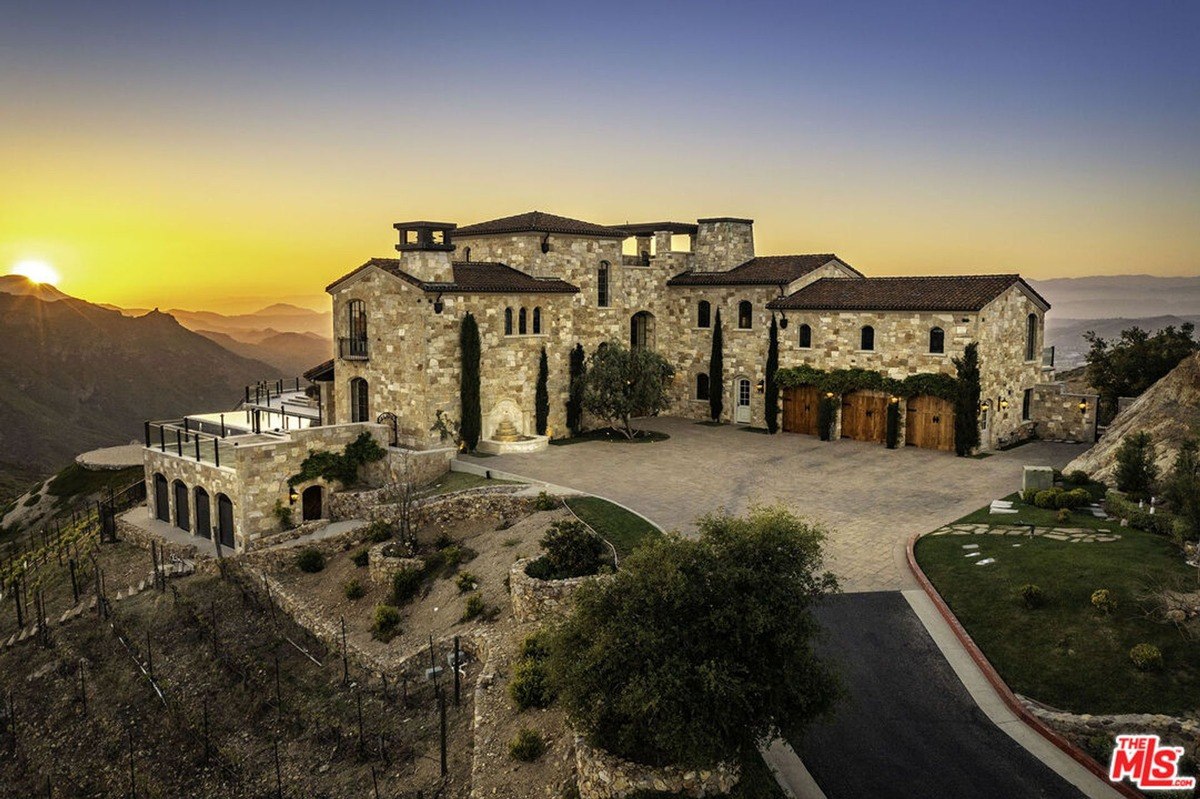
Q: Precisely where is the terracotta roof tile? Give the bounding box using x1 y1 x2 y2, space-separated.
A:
767 274 1048 312
453 211 627 238
325 258 578 294
667 255 857 287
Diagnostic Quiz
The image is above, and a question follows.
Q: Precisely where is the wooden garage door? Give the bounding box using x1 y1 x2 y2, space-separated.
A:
841 391 888 444
906 395 956 452
782 386 821 436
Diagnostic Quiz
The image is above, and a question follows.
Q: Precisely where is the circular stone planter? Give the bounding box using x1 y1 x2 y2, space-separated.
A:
574 735 739 799
508 557 610 623
367 542 424 585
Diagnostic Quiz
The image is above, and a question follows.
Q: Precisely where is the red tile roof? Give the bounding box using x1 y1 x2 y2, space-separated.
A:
453 211 627 238
767 275 1048 312
325 258 578 294
667 255 858 287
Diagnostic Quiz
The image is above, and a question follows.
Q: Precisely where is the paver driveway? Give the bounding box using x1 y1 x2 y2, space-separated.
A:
463 417 1086 592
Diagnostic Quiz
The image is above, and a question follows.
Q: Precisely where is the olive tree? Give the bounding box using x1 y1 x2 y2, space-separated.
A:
582 342 674 439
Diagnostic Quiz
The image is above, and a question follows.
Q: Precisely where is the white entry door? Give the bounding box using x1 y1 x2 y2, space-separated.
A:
735 378 752 424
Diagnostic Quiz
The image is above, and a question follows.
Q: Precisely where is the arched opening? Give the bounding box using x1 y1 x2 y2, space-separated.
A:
350 377 369 423
194 487 211 539
798 323 812 349
737 300 752 330
463 245 471 262
696 372 710 400
172 480 190 532
216 494 235 550
532 306 542 334
929 326 945 354
1025 313 1039 361
630 311 655 349
504 307 513 335
734 377 752 423
519 307 528 335
597 261 610 307
301 485 323 522
153 473 169 523
346 299 367 358
860 325 875 351
697 300 711 328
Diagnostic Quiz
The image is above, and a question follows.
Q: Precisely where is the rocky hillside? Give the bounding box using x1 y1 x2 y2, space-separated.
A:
1067 352 1200 483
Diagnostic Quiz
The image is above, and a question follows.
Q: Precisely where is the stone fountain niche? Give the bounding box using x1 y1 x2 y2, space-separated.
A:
477 398 549 455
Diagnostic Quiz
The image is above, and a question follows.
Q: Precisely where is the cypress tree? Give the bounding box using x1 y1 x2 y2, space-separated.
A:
952 342 981 456
709 310 724 422
535 346 550 435
566 343 586 436
459 312 481 451
765 314 780 433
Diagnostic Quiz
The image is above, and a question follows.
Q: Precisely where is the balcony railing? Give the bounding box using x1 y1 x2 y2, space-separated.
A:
339 337 369 360
145 420 227 467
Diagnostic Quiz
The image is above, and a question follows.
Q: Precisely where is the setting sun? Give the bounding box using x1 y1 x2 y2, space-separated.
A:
10 259 60 286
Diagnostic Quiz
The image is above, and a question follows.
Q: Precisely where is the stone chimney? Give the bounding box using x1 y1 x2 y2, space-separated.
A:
393 221 456 283
693 217 754 272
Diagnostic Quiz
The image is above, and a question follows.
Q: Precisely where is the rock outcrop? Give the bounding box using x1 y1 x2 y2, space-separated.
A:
1066 352 1200 483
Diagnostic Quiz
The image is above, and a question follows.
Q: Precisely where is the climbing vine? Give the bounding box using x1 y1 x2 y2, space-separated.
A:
775 364 959 402
287 432 386 488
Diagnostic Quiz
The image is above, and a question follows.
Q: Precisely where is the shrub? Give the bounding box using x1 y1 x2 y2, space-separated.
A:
296 548 325 573
1018 584 1045 609
371 604 401 641
1065 470 1091 486
534 491 559 511
525 519 607 581
1021 488 1039 505
1064 488 1091 508
456 571 479 593
520 631 551 661
460 592 485 622
1091 589 1117 614
1034 489 1061 509
351 548 370 568
1129 643 1163 672
510 658 555 710
509 728 546 762
391 567 425 605
425 544 466 576
1056 508 1072 524
365 521 392 543
1115 431 1158 500
273 500 293 530
343 578 365 600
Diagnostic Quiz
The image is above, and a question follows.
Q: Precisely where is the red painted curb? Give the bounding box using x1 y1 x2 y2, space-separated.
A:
906 532 1146 799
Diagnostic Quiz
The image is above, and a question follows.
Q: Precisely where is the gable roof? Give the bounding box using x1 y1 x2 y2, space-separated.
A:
325 258 578 294
666 255 858 287
767 274 1049 312
453 211 627 239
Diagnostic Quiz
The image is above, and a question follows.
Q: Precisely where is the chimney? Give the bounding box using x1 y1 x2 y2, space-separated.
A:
693 217 754 272
393 221 456 283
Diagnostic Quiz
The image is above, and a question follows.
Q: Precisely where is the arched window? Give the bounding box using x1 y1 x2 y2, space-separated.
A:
532 307 541 334
349 377 369 423
1025 313 1038 361
696 373 710 401
860 325 875 351
798 323 812 349
504 307 513 335
737 300 752 329
518 307 528 335
697 301 711 328
597 261 610 307
346 300 367 358
463 246 471 262
929 327 945 354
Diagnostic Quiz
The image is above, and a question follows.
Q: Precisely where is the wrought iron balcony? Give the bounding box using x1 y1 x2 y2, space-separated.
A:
339 337 369 360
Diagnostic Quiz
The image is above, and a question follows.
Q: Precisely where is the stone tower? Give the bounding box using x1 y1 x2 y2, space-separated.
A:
693 217 755 272
393 221 456 283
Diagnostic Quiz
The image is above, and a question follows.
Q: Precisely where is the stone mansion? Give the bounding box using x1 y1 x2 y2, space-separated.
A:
142 210 1097 550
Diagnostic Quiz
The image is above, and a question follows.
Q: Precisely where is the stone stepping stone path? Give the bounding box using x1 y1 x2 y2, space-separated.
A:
927 522 1121 544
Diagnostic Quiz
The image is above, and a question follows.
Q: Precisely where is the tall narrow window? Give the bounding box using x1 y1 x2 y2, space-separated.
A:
798 323 812 349
504 307 513 335
1025 313 1038 361
696 373 710 400
697 300 711 328
929 327 945 354
860 325 875 351
347 299 367 358
350 377 369 423
532 307 542 334
1022 388 1033 421
597 261 610 307
519 308 527 335
737 300 752 329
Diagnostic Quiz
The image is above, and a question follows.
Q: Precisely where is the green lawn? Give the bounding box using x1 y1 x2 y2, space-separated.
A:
418 470 515 497
564 496 662 558
951 491 1111 531
916 522 1198 715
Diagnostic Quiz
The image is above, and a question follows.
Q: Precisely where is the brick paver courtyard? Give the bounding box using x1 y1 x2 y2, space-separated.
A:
464 418 1087 592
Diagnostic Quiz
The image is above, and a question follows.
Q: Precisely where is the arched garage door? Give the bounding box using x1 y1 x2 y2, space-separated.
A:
906 395 956 452
154 474 170 522
841 391 888 444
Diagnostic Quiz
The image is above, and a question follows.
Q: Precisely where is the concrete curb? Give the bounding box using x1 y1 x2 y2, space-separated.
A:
906 531 1145 799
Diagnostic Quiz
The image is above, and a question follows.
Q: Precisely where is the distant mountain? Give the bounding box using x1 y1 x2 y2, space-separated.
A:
0 289 277 479
0 274 71 302
1031 275 1200 319
165 303 332 338
195 329 331 378
1047 314 1200 370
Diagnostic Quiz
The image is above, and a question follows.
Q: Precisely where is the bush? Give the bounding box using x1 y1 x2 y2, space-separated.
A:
510 658 554 710
460 592 485 622
296 548 325 573
1034 489 1061 509
1063 488 1091 508
520 631 551 661
456 571 479 593
509 728 546 762
425 543 468 577
1065 470 1091 486
1055 508 1072 524
535 490 559 511
1021 488 1039 505
343 578 365 600
1018 584 1045 609
365 521 392 543
525 519 608 581
371 604 401 641
391 567 425 605
1129 643 1163 671
1115 431 1158 500
351 548 370 568
1091 589 1117 614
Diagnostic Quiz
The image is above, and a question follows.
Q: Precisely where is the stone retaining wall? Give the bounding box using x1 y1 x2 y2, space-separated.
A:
1023 700 1199 761
333 486 535 530
115 515 201 560
368 542 424 584
509 557 610 623
574 735 739 799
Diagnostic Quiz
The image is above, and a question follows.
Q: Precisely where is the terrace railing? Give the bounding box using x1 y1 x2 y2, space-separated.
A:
144 420 228 467
338 336 369 360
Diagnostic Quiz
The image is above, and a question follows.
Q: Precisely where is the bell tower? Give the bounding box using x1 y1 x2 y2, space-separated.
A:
393 220 456 282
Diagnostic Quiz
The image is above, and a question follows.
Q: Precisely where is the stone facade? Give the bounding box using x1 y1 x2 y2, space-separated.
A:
508 557 610 623
1030 383 1099 443
574 735 739 799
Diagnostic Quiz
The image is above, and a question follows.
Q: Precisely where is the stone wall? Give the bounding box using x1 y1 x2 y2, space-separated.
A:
574 735 739 799
508 557 609 623
329 484 530 526
692 218 754 272
367 542 424 584
974 284 1049 450
1031 383 1099 443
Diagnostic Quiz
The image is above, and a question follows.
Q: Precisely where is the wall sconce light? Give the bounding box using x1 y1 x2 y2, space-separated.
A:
288 489 298 505
432 293 445 314
756 378 765 394
779 313 788 330
999 399 1009 410
1078 400 1088 413
980 401 989 411
889 396 900 404
825 391 835 399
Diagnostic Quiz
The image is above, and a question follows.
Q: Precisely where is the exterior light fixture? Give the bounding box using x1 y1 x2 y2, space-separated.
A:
432 293 445 314
825 391 835 398
1078 400 1088 413
288 489 298 505
1000 399 1009 410
779 313 788 329
889 396 900 404
756 378 765 394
